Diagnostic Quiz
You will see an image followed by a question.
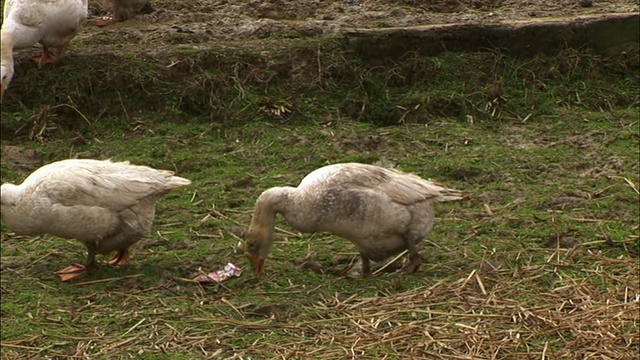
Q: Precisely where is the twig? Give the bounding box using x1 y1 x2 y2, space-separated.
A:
611 176 639 195
50 103 94 128
73 274 142 286
373 250 407 275
0 343 53 351
122 318 146 336
275 226 301 237
27 252 55 268
221 297 246 319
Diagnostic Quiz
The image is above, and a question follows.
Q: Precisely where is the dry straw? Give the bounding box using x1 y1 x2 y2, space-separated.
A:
1 242 637 359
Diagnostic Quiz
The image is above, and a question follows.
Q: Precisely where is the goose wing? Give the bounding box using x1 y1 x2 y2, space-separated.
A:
25 160 189 211
330 163 463 205
3 0 17 21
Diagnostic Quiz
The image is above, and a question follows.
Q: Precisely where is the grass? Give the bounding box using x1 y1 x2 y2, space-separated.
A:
1 29 639 359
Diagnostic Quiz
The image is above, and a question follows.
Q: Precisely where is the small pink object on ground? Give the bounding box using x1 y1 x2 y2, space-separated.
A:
194 263 243 284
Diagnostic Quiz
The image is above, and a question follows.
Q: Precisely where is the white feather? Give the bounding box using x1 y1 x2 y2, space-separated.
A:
1 0 88 92
1 159 191 258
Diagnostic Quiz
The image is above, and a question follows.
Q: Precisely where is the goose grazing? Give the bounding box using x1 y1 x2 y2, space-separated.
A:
1 159 191 281
245 163 468 278
1 0 88 95
95 0 152 26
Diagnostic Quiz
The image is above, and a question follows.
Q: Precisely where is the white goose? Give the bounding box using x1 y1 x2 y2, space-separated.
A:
1 0 88 94
245 163 468 277
1 159 191 281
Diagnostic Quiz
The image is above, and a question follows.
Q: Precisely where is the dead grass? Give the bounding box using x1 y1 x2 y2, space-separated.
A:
1 3 639 358
1 244 637 359
1 112 638 358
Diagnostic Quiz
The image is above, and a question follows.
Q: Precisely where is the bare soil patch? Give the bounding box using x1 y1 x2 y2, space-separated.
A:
77 0 638 51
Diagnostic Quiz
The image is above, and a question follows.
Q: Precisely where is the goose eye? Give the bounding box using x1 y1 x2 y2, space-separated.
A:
247 241 258 252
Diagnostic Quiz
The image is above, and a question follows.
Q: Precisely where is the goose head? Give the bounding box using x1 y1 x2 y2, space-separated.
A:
0 183 19 209
245 221 275 277
0 63 12 97
0 41 13 97
0 183 21 228
0 28 15 97
245 240 265 277
245 187 286 277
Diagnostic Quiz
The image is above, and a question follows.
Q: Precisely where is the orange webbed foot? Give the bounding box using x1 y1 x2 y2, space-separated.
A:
107 250 130 266
96 15 117 27
54 263 97 282
405 256 422 274
31 50 56 68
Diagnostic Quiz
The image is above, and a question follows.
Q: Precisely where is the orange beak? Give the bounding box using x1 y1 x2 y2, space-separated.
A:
245 252 265 277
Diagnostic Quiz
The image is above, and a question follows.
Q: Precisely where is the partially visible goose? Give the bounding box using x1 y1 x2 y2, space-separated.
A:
94 0 152 26
1 159 191 281
245 163 468 277
0 0 88 95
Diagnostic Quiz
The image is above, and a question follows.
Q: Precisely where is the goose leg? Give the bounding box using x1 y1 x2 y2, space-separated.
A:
404 236 423 274
54 243 98 281
31 48 56 68
53 39 70 60
32 37 71 67
361 255 372 277
106 249 130 266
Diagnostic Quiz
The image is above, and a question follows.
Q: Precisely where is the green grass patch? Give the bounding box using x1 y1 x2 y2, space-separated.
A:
1 43 638 359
